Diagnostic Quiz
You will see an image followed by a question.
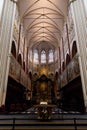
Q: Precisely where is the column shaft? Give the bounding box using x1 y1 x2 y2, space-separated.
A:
71 0 87 110
0 0 16 106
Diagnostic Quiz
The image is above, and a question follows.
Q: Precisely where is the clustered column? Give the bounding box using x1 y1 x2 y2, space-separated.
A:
0 0 16 106
70 0 87 111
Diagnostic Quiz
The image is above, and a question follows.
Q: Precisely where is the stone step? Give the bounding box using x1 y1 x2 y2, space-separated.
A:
0 118 87 130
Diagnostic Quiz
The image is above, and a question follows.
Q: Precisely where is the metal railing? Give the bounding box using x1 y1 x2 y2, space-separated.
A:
0 116 87 130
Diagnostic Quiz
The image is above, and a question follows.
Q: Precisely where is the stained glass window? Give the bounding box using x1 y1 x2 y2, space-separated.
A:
84 0 87 13
41 50 46 63
30 50 32 62
55 50 58 62
34 49 38 63
49 49 53 63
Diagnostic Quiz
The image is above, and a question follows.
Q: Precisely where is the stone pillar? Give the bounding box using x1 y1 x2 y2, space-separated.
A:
62 37 65 63
46 50 49 74
26 46 29 74
17 24 21 60
58 47 61 74
23 37 25 62
32 48 34 74
66 24 71 56
53 50 56 73
70 0 87 111
38 49 41 73
0 0 16 106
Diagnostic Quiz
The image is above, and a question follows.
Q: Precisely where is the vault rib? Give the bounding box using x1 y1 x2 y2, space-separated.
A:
22 0 40 20
46 0 65 17
23 7 64 19
25 21 61 36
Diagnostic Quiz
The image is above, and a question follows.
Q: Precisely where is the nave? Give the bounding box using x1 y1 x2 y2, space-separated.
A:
0 0 87 129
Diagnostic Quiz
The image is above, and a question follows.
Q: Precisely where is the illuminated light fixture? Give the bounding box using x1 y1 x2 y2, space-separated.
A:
40 102 48 105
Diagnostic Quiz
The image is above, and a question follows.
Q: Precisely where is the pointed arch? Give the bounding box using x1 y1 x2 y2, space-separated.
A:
11 41 16 58
62 61 65 71
18 53 22 66
72 41 77 58
41 50 46 64
66 53 70 66
23 61 25 71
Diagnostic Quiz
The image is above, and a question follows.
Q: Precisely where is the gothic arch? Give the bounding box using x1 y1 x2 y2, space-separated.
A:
66 53 70 66
18 53 22 66
23 61 25 71
62 61 65 71
72 41 77 58
11 41 16 58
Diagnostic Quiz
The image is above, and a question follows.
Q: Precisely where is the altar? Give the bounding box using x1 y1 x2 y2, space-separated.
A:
34 103 57 119
32 75 57 119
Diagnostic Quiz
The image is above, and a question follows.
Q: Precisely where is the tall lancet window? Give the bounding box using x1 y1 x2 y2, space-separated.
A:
30 50 32 62
55 50 58 62
34 49 38 64
49 49 54 63
41 50 46 64
0 0 4 19
84 0 87 13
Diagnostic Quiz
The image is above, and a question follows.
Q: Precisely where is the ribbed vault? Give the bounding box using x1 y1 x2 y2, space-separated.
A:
18 0 69 49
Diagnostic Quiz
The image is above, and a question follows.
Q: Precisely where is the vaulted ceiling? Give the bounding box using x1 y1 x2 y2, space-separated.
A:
18 0 69 50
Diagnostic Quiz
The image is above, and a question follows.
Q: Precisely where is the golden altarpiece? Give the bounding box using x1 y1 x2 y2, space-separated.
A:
32 74 56 119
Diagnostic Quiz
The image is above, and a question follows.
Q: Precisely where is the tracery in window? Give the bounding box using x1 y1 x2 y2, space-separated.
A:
41 50 46 64
30 50 32 62
34 49 38 64
83 0 87 13
49 49 54 63
55 50 58 62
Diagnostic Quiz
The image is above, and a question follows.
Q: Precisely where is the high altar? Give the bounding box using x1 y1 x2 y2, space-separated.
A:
34 102 57 119
32 75 57 119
